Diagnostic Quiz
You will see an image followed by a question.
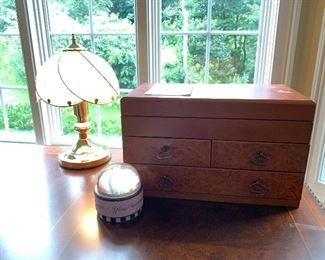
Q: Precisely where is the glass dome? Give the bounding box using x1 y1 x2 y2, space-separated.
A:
95 163 142 200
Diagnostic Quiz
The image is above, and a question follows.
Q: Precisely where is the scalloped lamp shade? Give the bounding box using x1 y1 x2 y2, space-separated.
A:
36 43 119 107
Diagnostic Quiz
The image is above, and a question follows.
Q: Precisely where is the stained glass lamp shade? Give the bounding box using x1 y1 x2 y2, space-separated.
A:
36 34 119 169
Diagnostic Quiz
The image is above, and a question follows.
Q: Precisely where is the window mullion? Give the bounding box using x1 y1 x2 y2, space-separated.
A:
161 30 259 36
0 87 9 131
204 0 213 83
88 0 95 52
88 0 103 138
147 0 161 83
135 0 149 84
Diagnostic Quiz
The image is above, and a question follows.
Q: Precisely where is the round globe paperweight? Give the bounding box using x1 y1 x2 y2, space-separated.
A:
94 162 143 223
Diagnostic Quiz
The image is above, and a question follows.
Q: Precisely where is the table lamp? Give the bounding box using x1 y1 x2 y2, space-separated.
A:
36 34 119 169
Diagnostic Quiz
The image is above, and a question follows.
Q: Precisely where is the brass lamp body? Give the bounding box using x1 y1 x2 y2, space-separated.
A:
58 101 110 169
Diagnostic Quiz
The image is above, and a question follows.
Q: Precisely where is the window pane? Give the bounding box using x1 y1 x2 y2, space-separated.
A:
0 36 27 85
89 99 122 137
188 35 206 83
95 35 136 89
161 35 184 83
0 106 3 129
161 35 206 83
92 0 135 33
162 0 207 31
0 0 19 33
47 0 90 33
211 0 261 31
0 88 34 143
1 89 33 130
209 35 258 83
60 97 122 137
0 1 35 142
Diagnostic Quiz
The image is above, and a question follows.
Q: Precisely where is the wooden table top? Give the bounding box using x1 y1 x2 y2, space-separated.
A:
0 142 324 260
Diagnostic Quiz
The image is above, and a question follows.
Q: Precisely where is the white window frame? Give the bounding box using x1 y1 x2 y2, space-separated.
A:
11 0 302 145
15 0 52 144
305 8 325 207
145 0 302 85
271 0 302 85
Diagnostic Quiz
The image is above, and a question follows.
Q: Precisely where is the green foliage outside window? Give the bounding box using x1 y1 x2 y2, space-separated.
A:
6 104 33 130
0 109 4 129
0 37 27 86
0 0 261 136
161 0 261 84
0 0 16 33
60 97 122 136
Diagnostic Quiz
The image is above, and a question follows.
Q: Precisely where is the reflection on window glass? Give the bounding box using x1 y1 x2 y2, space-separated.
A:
211 0 261 30
0 0 35 141
161 35 185 83
0 0 19 33
92 0 135 33
162 0 208 31
161 35 206 83
209 35 258 83
161 0 261 84
47 0 90 33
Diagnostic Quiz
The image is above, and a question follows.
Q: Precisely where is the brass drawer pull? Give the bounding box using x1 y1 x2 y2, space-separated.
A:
249 179 267 195
157 174 174 190
156 145 174 159
250 150 269 166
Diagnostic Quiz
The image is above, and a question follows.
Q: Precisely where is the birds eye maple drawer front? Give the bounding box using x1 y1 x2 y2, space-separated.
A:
121 83 316 207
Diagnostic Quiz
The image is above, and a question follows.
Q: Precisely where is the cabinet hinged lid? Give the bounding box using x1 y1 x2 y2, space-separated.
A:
121 83 315 121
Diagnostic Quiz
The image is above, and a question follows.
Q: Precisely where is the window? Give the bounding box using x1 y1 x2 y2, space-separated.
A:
0 0 35 142
4 0 301 146
147 0 296 85
160 0 260 84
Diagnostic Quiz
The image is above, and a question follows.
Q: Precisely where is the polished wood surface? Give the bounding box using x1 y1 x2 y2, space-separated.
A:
211 141 309 172
123 136 211 167
122 84 315 207
121 83 315 121
134 164 304 205
0 142 324 260
122 117 313 143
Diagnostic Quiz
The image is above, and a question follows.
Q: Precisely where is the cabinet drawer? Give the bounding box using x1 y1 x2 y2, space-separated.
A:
122 116 313 143
211 141 309 172
123 137 211 167
134 164 304 201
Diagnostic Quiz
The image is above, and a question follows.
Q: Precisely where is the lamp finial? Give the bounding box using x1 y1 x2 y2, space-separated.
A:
63 33 85 51
71 34 76 45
